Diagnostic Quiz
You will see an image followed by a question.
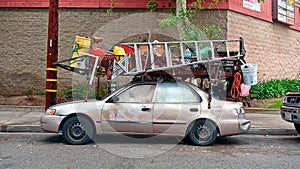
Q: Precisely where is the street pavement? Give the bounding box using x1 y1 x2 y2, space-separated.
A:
0 105 298 135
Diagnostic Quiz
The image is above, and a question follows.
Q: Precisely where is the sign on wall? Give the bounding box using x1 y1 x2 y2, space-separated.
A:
272 0 295 25
243 0 261 12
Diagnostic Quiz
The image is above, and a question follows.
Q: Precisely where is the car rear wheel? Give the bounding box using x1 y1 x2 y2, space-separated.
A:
62 116 94 145
188 120 218 146
294 123 300 134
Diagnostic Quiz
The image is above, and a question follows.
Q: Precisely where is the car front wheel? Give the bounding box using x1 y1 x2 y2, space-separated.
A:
188 120 218 146
62 116 94 145
294 123 300 134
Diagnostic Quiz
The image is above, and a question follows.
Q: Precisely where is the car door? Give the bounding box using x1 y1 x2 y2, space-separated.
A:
101 84 156 133
152 82 201 135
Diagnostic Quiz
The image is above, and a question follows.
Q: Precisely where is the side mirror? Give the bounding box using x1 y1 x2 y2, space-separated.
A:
109 96 119 103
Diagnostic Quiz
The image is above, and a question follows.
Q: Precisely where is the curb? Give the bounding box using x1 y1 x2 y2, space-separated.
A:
0 125 42 132
245 108 280 114
0 105 44 112
248 128 297 135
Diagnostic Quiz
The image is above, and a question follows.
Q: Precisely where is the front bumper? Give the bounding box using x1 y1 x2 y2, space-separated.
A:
40 115 66 133
280 106 300 124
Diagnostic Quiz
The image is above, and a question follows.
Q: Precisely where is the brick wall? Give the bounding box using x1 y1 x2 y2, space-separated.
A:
0 8 48 96
0 8 139 95
227 10 300 81
0 8 299 95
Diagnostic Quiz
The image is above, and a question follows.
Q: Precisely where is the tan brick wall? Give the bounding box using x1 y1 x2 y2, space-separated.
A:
0 8 150 95
227 10 300 81
192 10 228 39
0 8 48 95
0 8 299 95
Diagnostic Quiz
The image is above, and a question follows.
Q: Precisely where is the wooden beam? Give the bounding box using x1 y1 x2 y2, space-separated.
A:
45 0 59 110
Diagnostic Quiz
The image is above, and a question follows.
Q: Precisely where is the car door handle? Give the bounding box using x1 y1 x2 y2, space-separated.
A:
189 108 199 112
141 107 151 112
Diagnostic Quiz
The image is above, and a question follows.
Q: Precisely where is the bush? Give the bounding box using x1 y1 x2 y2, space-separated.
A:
61 84 104 100
250 79 300 100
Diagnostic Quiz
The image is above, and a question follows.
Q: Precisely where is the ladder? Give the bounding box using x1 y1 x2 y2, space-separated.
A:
111 37 246 79
54 36 246 101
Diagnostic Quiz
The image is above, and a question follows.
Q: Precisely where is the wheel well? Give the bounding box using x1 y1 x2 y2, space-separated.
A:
185 118 220 136
59 113 96 132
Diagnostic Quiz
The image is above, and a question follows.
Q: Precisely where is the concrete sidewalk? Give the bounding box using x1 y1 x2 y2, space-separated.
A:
0 105 298 135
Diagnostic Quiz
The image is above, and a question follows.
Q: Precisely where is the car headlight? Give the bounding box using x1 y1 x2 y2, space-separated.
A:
46 109 56 115
282 96 286 104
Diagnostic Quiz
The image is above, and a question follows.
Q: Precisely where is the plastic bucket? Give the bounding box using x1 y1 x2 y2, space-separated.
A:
241 64 257 85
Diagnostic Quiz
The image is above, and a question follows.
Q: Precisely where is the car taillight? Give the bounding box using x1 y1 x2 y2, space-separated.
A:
236 108 245 114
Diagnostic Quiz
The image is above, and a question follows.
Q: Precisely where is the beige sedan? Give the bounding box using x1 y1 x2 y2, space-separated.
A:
41 81 250 146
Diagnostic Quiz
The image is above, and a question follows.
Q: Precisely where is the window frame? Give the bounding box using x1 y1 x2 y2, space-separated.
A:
153 82 202 104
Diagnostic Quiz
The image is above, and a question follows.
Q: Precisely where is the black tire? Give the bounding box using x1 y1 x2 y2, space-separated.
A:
187 120 218 146
294 123 300 134
62 116 94 145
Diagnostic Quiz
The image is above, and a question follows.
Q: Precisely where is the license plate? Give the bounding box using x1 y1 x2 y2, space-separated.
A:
285 112 292 121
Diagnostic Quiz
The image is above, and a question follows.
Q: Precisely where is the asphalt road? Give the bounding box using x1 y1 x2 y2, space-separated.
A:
0 133 299 169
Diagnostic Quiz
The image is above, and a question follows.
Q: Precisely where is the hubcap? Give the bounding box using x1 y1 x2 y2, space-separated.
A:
69 122 86 140
194 124 212 142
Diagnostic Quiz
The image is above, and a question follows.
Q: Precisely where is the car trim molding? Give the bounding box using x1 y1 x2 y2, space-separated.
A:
96 121 186 125
153 122 186 125
98 120 152 124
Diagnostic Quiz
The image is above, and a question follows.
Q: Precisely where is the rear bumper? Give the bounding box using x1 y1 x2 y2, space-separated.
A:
238 119 251 133
40 115 66 133
238 112 251 133
280 106 300 124
219 118 251 136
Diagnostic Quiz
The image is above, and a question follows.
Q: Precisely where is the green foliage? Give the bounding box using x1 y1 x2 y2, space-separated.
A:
106 0 118 15
24 88 45 99
106 0 264 38
24 88 35 100
61 85 96 100
159 16 179 29
250 79 300 100
266 99 283 109
24 88 34 97
159 0 223 40
180 24 206 41
147 0 158 12
190 0 205 11
203 24 222 39
35 90 46 95
59 84 109 100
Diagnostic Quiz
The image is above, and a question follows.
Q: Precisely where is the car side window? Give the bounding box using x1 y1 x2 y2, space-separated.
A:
116 85 156 103
154 83 200 103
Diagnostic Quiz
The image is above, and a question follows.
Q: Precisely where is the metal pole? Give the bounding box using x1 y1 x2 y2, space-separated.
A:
45 0 59 110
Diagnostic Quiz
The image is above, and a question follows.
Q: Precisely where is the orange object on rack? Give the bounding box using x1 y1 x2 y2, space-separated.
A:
91 46 106 56
230 71 242 99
